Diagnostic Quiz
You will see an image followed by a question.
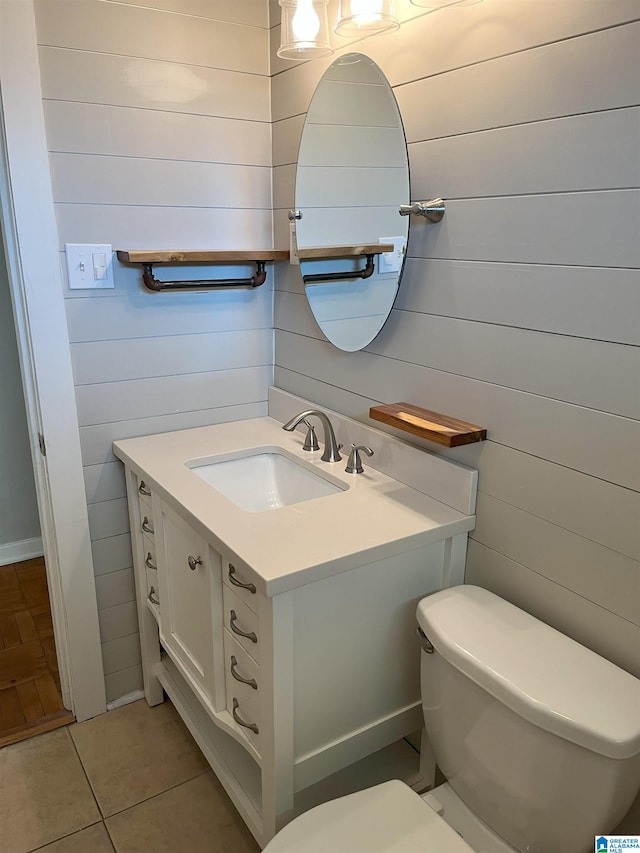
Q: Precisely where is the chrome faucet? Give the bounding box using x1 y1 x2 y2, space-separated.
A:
282 410 342 463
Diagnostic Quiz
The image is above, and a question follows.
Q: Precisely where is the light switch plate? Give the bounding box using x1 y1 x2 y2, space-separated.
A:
65 243 114 289
378 236 405 274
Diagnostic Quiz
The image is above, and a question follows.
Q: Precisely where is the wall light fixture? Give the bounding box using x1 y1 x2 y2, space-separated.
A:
277 0 333 60
278 0 482 61
409 0 482 7
334 0 400 37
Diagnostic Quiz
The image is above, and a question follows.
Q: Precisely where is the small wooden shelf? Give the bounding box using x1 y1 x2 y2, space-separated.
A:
116 249 289 291
369 403 486 448
298 244 393 260
117 250 290 264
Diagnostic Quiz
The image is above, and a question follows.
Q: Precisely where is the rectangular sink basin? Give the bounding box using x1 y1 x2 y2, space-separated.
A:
188 448 345 512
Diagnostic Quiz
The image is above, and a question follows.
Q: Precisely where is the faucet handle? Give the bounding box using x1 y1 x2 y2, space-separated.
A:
301 419 319 452
345 444 374 474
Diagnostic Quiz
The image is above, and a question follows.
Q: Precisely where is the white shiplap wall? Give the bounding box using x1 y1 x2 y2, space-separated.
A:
272 0 640 689
34 0 273 702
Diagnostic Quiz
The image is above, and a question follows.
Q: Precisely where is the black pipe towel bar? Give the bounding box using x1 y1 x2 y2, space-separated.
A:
303 254 375 285
142 261 267 291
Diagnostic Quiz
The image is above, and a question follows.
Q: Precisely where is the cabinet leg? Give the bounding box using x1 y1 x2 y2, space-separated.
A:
143 655 164 706
139 610 164 705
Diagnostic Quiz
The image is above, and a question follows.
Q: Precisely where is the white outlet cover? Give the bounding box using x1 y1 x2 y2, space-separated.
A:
65 243 114 289
378 236 405 274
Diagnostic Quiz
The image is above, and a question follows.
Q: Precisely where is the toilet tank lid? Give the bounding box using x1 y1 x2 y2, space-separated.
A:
416 586 640 760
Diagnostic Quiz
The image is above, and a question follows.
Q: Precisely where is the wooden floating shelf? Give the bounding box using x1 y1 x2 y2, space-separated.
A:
116 250 289 264
369 403 487 448
298 244 394 260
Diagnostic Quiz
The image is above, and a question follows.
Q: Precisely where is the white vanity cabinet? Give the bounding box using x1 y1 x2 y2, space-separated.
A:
115 403 477 848
123 466 460 846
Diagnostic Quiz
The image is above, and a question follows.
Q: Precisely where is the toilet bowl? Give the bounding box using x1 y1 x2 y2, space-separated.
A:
264 586 640 853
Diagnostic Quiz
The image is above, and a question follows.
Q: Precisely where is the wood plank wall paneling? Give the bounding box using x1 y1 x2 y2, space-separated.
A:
35 0 269 75
34 0 273 702
43 102 271 167
38 49 271 123
272 4 640 690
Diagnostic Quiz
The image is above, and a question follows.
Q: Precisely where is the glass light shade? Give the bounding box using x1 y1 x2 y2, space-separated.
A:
278 0 333 60
335 0 400 37
410 0 482 6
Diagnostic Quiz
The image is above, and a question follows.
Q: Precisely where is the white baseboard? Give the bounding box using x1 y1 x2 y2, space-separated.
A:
106 689 145 712
0 536 44 566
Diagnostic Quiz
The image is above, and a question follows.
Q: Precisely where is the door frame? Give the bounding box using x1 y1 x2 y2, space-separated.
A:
0 0 106 721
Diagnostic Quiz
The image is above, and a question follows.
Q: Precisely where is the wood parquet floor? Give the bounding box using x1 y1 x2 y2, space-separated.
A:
0 557 74 747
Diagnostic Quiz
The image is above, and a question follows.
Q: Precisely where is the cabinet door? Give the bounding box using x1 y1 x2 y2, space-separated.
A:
157 502 216 704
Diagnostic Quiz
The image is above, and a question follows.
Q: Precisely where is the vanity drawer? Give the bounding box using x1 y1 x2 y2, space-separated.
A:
142 533 156 568
142 535 159 607
136 479 154 538
145 564 160 608
223 561 258 613
137 479 153 517
137 476 153 502
140 510 155 539
228 689 261 753
224 629 260 751
223 586 260 664
224 628 260 701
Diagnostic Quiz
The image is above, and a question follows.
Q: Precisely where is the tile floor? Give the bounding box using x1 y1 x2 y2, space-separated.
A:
0 698 260 853
4 695 636 852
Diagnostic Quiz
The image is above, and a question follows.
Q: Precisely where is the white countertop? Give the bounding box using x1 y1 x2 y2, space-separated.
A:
113 417 475 596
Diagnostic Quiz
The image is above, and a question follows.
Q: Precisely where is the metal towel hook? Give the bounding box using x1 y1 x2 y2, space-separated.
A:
399 198 445 223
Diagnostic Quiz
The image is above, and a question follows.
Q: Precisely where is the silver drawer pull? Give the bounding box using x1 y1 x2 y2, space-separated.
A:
145 552 157 571
141 516 154 534
229 610 257 643
138 480 151 497
230 655 257 689
232 698 259 734
148 586 160 606
188 555 203 571
228 564 256 594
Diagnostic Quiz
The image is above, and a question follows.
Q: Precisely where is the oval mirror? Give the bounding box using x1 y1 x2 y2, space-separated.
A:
294 53 409 352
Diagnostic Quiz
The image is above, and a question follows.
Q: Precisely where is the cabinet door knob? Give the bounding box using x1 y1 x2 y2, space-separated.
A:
138 480 151 497
145 552 157 571
188 555 203 571
232 699 259 734
229 610 257 643
228 565 256 594
141 517 154 534
230 655 257 689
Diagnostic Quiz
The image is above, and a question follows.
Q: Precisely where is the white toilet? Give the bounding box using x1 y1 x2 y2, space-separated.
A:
264 586 640 853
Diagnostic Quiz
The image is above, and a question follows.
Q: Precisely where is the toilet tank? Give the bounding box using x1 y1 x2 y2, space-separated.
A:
417 587 640 853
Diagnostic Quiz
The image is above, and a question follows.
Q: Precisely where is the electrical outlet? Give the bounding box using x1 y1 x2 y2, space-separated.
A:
65 243 114 289
378 237 405 274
